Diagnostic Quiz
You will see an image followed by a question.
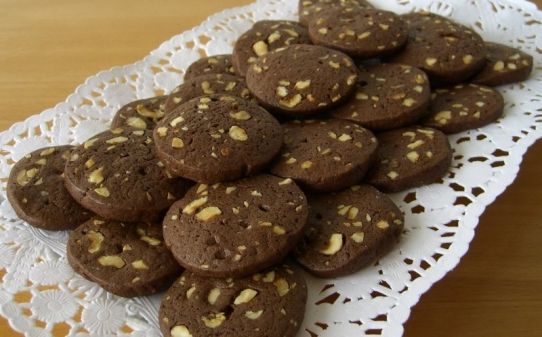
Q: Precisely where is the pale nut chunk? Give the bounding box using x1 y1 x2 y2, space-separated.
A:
127 117 147 129
84 138 99 149
294 80 311 90
351 232 365 243
434 110 452 125
319 233 344 256
136 105 164 119
425 57 438 67
279 94 303 108
196 207 222 222
208 288 221 305
387 171 399 180
406 151 420 163
273 225 286 235
463 54 473 64
94 187 111 198
98 255 125 268
106 136 128 144
347 206 359 220
273 278 290 297
16 168 38 186
229 126 248 141
171 325 193 337
140 235 161 246
156 127 168 137
301 161 313 169
171 137 185 149
276 86 289 97
403 98 416 107
202 312 226 329
234 288 258 305
338 134 352 142
229 111 251 120
268 31 281 43
183 197 208 214
253 41 269 56
376 220 390 229
86 231 104 254
88 167 104 184
186 285 196 299
245 310 264 320
85 158 95 168
262 271 276 283
40 148 56 156
131 259 149 270
493 60 505 71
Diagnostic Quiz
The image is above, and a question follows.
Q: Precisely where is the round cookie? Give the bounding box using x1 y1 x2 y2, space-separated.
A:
367 126 452 192
68 218 181 298
270 119 378 192
299 0 374 26
389 12 486 85
7 146 93 231
308 7 408 59
159 264 307 337
64 128 191 222
331 63 431 130
111 96 167 130
154 95 283 184
422 84 504 134
162 175 309 278
296 185 404 278
164 74 251 113
471 42 533 87
246 44 358 116
184 54 236 80
232 20 311 76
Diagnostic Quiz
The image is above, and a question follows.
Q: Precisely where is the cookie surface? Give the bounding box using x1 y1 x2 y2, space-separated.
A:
68 218 181 298
389 12 486 84
184 54 236 80
299 0 374 26
111 96 167 130
154 95 283 184
270 119 378 191
422 84 504 134
164 74 251 113
309 7 408 59
367 127 452 192
471 42 533 86
159 264 306 337
296 185 404 277
246 44 358 115
162 175 308 278
232 20 311 76
331 63 431 130
64 128 191 222
7 146 93 231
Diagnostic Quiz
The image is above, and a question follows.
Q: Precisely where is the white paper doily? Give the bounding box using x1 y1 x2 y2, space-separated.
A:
0 0 541 336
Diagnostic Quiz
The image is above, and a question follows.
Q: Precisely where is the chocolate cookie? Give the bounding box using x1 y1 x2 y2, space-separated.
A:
68 218 181 298
331 63 431 130
154 95 283 184
299 0 374 26
185 54 236 80
389 12 486 84
422 84 504 134
471 42 533 86
296 185 404 277
64 128 191 222
367 127 452 192
270 119 378 191
309 8 408 59
246 44 358 116
159 264 306 337
162 175 308 278
164 74 251 113
7 146 93 231
232 20 311 76
110 96 167 130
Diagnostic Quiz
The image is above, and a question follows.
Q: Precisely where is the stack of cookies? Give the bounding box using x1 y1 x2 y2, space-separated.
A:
7 1 533 337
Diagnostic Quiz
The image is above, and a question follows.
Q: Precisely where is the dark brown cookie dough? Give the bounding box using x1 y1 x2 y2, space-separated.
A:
159 264 307 337
299 0 374 26
246 44 358 116
68 218 182 298
162 175 309 278
110 96 167 130
471 42 533 86
331 63 431 130
389 12 486 85
7 146 93 231
164 74 251 113
367 127 452 192
270 119 378 192
309 8 408 59
296 185 404 277
232 20 311 76
184 54 237 80
422 84 504 134
64 128 191 222
154 95 283 184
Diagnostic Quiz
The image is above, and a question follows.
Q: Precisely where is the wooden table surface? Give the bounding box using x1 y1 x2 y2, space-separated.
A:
1 1 541 336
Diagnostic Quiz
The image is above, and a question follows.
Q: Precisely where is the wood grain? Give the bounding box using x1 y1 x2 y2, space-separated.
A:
1 1 540 336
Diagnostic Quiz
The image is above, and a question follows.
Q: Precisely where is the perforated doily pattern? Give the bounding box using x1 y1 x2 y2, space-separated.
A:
0 1 541 336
